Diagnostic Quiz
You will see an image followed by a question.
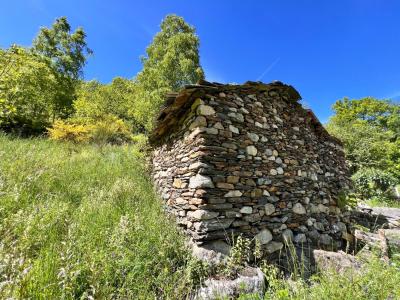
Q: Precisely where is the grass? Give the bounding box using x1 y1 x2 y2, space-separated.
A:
257 257 400 300
0 134 191 299
362 197 400 208
1 134 399 299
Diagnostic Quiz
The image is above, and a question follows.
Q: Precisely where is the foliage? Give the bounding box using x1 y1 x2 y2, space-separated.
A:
132 14 204 131
259 262 288 298
73 78 140 130
337 191 358 209
0 46 58 133
326 97 400 202
327 97 399 174
185 258 210 287
1 135 399 299
131 133 149 150
33 16 92 80
32 16 92 120
223 235 251 277
352 168 397 200
48 116 133 145
258 256 400 300
47 120 93 143
89 116 133 145
0 17 92 134
0 134 192 299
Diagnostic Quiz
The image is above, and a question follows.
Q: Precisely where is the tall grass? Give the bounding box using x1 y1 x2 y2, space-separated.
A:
0 134 191 299
1 134 399 299
257 256 400 300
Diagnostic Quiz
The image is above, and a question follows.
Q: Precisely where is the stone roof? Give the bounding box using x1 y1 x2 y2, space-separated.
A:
149 80 338 145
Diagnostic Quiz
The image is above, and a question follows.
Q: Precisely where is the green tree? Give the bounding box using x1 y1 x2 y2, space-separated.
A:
133 14 204 131
73 77 139 128
33 16 92 80
0 46 58 133
326 97 400 200
33 17 92 118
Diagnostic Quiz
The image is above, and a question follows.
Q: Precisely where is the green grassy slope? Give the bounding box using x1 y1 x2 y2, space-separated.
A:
1 134 399 300
0 134 190 299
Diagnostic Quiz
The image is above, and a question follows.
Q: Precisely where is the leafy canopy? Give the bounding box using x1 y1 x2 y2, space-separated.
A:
32 17 93 119
0 46 58 133
33 16 92 80
133 14 204 131
326 97 400 200
74 78 136 123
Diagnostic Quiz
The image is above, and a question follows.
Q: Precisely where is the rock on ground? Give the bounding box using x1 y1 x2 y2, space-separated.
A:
313 250 362 274
195 267 265 300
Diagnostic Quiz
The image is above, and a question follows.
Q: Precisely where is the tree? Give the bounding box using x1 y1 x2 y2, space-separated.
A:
33 17 92 118
326 97 400 200
33 16 92 80
0 46 58 133
132 14 204 131
73 77 139 129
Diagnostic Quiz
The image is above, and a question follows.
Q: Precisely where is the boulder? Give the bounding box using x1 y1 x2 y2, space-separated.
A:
195 267 265 300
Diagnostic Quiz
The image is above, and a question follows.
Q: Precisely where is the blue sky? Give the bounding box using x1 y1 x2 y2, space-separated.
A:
1 1 400 122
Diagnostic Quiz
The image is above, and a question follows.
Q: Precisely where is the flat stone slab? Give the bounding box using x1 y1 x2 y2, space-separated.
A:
195 267 265 300
313 250 362 274
191 240 231 265
356 205 400 227
371 207 400 226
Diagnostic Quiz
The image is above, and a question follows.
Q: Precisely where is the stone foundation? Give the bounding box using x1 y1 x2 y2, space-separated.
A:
150 81 352 254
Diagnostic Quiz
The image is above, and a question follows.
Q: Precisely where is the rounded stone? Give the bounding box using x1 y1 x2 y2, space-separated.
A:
270 169 277 176
293 203 306 215
265 149 273 156
189 174 215 189
189 116 207 130
318 204 329 214
320 234 333 245
294 233 307 244
197 104 216 116
224 190 243 197
247 132 259 142
229 125 239 134
264 203 275 216
227 176 240 184
216 182 234 189
313 222 324 231
246 146 258 156
255 229 273 245
265 241 283 253
213 122 224 130
240 206 253 214
282 229 294 244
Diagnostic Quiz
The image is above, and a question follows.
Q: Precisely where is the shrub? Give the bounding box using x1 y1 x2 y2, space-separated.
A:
89 116 132 145
352 168 398 201
48 116 133 145
47 120 92 143
131 134 148 150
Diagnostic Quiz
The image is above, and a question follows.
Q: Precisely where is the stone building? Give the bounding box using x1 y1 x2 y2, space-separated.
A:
150 80 351 255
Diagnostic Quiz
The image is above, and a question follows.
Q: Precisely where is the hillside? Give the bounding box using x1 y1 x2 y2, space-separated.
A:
0 134 191 299
0 134 399 299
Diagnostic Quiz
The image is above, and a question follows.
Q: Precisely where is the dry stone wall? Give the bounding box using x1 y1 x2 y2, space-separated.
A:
151 81 352 254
